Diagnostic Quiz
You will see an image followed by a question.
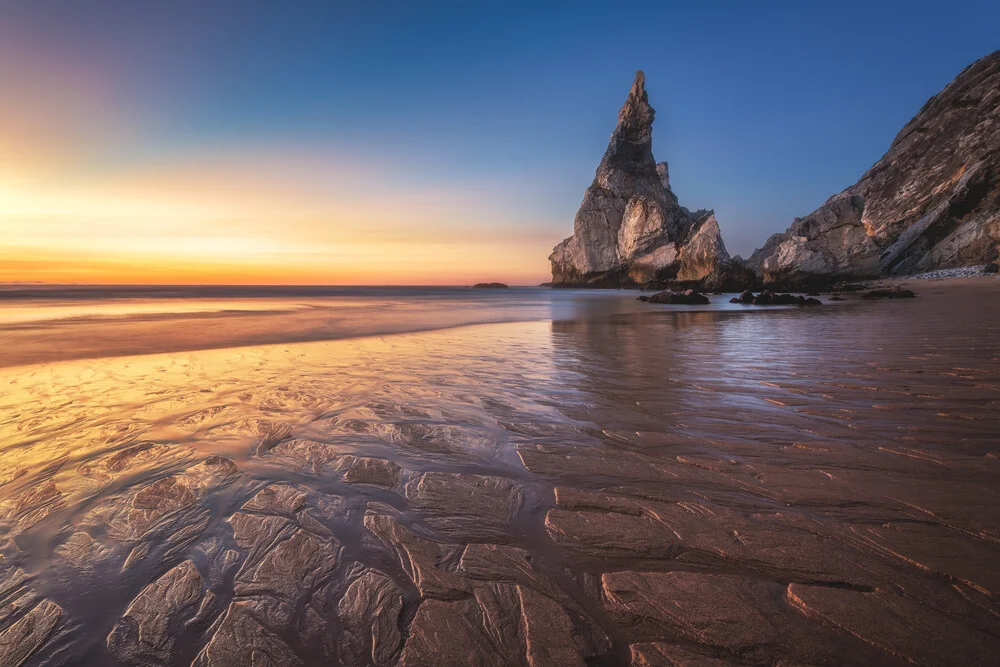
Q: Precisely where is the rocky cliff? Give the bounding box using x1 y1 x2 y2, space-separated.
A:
550 72 737 287
749 51 1000 285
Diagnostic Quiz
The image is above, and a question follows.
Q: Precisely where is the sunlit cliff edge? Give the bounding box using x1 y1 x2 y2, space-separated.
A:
552 51 1000 288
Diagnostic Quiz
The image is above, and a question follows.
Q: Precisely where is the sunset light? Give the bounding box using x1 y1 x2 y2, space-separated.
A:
1 4 999 664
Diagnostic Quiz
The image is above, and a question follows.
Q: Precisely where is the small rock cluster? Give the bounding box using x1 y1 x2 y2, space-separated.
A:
730 290 822 306
638 289 710 304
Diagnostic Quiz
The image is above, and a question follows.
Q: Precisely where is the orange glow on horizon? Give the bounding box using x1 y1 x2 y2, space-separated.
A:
0 241 552 286
0 50 557 287
0 148 557 286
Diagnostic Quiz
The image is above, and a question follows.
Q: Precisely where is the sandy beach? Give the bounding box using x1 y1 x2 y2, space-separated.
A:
0 277 997 664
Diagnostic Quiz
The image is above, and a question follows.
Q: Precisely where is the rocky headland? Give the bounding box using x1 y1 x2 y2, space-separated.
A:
552 51 1000 291
749 50 1000 287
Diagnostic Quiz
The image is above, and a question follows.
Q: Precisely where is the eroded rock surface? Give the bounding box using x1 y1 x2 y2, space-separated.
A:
550 71 734 287
77 442 171 490
79 456 238 575
0 599 61 667
192 600 301 667
0 480 64 532
364 508 470 599
338 569 404 666
404 472 526 541
787 583 996 665
2 282 999 665
241 483 307 516
603 572 781 651
233 527 339 600
750 50 1000 285
339 455 402 487
90 457 238 545
628 642 733 666
107 560 213 665
547 487 879 586
191 483 346 666
54 531 108 568
399 583 585 667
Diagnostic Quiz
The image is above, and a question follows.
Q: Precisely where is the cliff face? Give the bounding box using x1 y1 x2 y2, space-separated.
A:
750 51 1000 285
550 71 732 286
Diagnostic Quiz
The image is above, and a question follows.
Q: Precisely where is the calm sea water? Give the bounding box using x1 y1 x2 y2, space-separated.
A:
0 285 794 368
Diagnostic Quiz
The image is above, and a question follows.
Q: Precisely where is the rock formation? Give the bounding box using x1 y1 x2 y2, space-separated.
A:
727 290 823 306
641 289 710 305
749 50 1000 285
550 71 739 287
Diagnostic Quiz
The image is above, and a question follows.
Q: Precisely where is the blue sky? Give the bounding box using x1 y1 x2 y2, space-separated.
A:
1 1 997 283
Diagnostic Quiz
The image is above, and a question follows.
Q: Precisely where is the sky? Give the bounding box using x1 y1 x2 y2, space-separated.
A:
1 1 998 285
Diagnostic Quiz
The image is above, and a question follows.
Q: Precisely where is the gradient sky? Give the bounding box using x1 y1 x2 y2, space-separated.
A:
1 1 998 285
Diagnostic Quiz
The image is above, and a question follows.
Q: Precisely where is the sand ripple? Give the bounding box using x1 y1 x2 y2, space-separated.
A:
0 280 998 665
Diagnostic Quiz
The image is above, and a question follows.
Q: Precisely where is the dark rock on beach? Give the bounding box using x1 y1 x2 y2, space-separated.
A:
862 286 917 299
646 289 710 305
833 283 869 292
730 290 822 306
753 291 793 305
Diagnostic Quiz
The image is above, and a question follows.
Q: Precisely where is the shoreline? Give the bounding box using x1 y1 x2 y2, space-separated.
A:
1 275 996 370
2 279 997 665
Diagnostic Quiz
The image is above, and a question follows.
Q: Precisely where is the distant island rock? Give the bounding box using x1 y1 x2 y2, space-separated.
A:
472 282 509 288
748 50 1000 287
549 71 746 290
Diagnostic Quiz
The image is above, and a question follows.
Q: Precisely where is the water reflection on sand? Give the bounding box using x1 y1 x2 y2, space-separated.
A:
0 280 998 665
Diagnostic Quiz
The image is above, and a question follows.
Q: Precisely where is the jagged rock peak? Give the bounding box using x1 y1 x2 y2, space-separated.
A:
592 70 663 195
610 70 655 148
549 71 737 288
656 162 671 191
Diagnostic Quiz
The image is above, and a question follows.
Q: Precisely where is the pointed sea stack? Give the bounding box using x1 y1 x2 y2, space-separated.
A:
550 71 740 288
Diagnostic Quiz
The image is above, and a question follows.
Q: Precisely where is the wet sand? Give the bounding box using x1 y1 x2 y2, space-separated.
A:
0 278 998 665
0 286 640 368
